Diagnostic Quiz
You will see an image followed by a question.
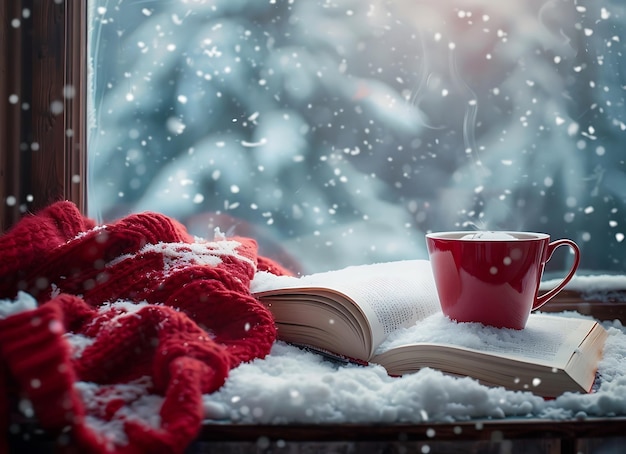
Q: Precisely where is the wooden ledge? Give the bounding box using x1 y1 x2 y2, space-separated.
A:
197 417 626 442
539 289 626 322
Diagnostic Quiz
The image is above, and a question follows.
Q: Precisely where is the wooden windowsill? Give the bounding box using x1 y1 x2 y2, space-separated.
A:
11 415 626 454
539 290 626 322
197 416 626 440
193 418 626 454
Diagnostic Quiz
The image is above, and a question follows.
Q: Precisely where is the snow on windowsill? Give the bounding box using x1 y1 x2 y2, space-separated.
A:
541 273 626 303
202 313 626 426
541 273 626 294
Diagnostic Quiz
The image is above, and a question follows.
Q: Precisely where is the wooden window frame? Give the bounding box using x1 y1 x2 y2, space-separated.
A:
0 0 86 233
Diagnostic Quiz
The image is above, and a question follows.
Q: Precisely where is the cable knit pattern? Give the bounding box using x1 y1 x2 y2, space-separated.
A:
0 201 291 453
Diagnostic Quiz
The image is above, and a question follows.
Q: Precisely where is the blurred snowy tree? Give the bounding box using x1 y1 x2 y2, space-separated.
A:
90 0 428 272
89 0 626 273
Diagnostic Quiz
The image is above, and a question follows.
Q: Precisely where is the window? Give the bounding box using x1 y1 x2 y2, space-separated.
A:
6 0 626 276
2 5 624 451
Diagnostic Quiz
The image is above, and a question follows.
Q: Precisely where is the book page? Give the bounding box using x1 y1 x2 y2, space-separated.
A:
253 260 441 353
377 313 596 367
259 292 374 361
372 313 606 396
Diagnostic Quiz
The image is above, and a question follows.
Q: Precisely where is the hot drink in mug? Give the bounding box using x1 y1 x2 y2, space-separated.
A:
425 231 580 330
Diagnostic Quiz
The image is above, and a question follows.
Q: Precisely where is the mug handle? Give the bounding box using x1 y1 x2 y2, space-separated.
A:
532 239 581 311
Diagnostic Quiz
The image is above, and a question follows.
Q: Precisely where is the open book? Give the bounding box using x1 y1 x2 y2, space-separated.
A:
252 260 608 398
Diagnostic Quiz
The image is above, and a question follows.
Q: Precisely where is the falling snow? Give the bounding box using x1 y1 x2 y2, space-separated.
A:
86 0 626 277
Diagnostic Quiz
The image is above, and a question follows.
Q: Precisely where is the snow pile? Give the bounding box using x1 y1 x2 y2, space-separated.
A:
202 313 626 424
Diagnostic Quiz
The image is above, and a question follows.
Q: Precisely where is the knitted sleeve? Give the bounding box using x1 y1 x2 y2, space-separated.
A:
0 201 95 297
0 201 291 454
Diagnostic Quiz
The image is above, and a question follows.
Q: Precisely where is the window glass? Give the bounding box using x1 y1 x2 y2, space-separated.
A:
88 0 626 274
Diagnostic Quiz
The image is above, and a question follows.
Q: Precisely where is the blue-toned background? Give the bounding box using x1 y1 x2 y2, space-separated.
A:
88 0 626 274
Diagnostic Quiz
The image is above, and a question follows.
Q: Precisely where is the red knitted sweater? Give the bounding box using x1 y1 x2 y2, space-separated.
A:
0 201 291 453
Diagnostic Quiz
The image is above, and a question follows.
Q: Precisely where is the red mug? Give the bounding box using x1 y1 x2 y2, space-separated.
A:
425 231 580 330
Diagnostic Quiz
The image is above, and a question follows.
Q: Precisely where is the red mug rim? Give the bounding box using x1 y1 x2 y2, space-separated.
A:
426 231 550 241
